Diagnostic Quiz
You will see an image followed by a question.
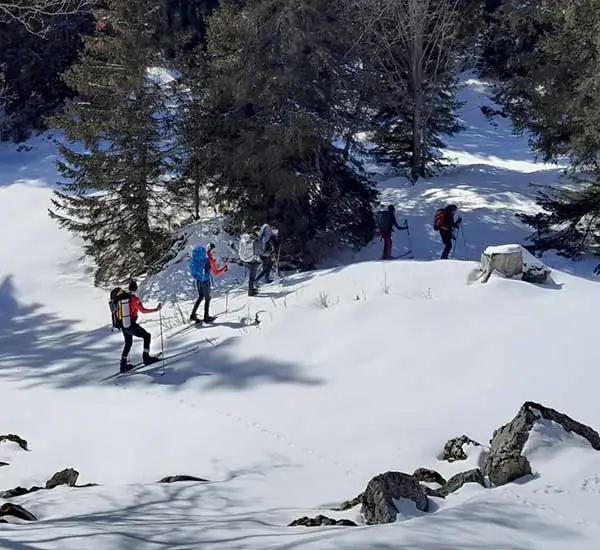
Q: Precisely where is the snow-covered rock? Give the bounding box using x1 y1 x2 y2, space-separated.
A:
479 244 552 284
441 435 481 462
438 468 485 497
361 471 429 524
483 401 600 486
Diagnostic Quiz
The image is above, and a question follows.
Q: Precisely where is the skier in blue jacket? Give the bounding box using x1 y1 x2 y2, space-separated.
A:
189 243 228 324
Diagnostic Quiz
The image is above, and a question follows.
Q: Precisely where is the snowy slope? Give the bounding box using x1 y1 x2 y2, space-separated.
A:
2 78 600 550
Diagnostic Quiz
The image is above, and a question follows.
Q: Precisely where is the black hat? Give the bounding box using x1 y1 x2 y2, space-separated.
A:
207 243 216 251
128 280 138 292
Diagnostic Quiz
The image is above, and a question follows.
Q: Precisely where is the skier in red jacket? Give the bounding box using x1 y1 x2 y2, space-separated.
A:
120 280 162 372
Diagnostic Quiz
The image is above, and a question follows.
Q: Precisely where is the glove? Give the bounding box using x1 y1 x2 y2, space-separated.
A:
224 265 229 272
157 303 162 310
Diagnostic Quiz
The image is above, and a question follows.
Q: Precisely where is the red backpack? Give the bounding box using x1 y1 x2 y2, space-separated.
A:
433 208 445 230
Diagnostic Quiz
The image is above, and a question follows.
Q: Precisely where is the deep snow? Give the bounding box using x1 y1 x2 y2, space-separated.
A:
2 77 600 549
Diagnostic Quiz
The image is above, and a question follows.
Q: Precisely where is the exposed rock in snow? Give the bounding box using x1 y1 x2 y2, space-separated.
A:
0 434 28 451
485 452 532 486
413 468 446 486
438 468 485 497
333 493 363 511
158 475 209 484
0 486 42 499
288 515 357 527
0 462 8 467
361 471 429 524
479 244 552 284
483 401 600 486
441 435 481 462
0 503 37 522
46 468 79 489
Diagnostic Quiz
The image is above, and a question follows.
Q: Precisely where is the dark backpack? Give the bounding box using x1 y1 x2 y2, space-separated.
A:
109 287 131 329
377 210 391 232
433 208 445 231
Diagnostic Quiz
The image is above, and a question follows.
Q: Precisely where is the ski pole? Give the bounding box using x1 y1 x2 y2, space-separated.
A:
276 244 281 277
159 306 165 375
405 219 413 252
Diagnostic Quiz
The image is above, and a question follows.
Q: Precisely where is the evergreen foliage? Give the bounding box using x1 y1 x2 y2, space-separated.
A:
49 0 175 285
481 0 600 256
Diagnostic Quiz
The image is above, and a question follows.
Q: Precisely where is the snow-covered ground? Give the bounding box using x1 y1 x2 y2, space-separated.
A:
2 77 600 549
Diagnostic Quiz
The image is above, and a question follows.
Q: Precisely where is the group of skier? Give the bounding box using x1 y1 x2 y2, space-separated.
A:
376 203 462 260
110 207 461 372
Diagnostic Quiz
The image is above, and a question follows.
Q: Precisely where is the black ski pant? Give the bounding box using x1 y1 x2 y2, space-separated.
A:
246 261 260 295
121 321 151 361
191 279 211 320
256 255 273 283
440 229 453 259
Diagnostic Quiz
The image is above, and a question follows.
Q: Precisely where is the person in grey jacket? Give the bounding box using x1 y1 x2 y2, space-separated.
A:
238 226 263 296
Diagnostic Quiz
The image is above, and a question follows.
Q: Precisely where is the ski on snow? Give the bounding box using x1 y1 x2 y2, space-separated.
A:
167 318 218 339
101 344 200 381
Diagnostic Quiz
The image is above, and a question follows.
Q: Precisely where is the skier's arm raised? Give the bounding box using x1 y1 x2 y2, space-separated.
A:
131 295 161 314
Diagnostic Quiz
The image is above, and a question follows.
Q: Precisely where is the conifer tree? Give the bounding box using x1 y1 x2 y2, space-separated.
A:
201 0 378 265
481 0 600 257
49 0 174 285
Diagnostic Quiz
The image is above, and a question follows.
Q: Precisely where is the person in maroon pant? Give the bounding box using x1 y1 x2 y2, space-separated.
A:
377 204 408 259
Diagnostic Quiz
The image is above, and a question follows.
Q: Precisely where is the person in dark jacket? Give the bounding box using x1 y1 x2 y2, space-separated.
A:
438 204 462 259
377 205 408 260
255 224 280 284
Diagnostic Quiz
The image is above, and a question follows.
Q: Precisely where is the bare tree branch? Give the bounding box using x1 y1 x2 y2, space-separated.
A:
0 0 95 34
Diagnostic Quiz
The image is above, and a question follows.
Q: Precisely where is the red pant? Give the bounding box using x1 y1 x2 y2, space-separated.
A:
381 231 392 259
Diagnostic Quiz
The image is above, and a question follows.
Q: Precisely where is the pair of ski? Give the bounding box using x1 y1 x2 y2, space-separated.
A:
101 344 200 381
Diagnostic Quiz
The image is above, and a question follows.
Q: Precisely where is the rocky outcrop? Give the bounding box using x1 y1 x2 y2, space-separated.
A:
484 453 531 486
1 468 93 499
158 475 209 484
0 503 37 522
438 469 485 497
46 468 79 489
289 515 357 527
413 468 446 486
0 462 8 468
0 486 42 499
483 401 600 486
0 434 28 451
442 435 481 462
361 471 429 524
421 485 445 499
332 493 362 511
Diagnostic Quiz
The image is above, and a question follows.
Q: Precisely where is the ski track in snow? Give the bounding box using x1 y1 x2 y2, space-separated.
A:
2 74 600 549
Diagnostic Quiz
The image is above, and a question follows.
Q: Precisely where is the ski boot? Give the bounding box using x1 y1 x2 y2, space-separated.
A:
203 315 217 323
189 314 203 325
120 358 134 373
143 352 161 366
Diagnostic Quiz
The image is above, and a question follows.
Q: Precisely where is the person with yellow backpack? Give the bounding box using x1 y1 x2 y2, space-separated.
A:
109 280 162 372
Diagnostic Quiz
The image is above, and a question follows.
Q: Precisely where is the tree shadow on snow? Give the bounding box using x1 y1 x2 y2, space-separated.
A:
0 275 322 392
117 335 323 391
0 274 115 389
0 481 581 550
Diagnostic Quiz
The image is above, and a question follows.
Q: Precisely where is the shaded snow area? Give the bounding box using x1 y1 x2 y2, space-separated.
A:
2 77 600 549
